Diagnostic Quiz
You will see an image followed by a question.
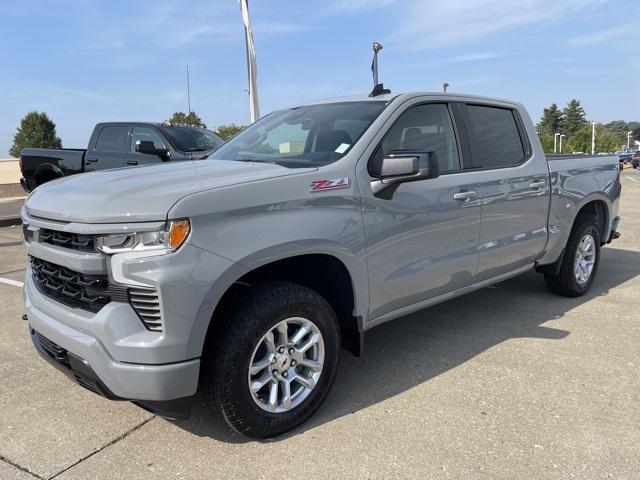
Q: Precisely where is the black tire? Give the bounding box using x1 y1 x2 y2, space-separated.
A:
203 281 340 438
544 216 601 297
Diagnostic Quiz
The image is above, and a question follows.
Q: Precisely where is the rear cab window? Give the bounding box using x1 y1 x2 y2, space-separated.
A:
463 104 529 169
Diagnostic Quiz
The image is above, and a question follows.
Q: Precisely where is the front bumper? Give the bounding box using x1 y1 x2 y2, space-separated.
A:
30 326 193 419
25 273 200 404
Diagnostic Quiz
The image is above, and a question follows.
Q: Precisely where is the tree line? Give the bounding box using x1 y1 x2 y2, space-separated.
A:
9 111 246 157
536 99 640 154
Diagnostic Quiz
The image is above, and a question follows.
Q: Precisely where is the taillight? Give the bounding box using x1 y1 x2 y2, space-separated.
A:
19 157 24 173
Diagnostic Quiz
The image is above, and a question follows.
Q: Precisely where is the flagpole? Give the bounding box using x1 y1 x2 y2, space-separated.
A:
239 0 260 123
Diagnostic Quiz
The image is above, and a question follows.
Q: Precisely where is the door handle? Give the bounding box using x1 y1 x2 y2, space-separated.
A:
85 157 98 163
126 160 138 165
453 190 477 201
529 180 547 190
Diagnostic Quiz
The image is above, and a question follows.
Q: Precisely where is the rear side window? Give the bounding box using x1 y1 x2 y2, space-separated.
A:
465 105 525 168
95 126 129 152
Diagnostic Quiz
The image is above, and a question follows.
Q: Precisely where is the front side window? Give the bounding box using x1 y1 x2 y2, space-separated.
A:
381 103 461 173
131 127 166 152
95 126 129 152
208 101 387 167
465 105 525 168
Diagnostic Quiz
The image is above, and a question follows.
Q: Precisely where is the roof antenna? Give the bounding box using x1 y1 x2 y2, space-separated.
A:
443 82 450 93
186 65 191 114
369 42 390 97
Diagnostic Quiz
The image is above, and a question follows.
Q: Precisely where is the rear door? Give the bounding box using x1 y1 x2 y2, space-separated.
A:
124 126 170 166
85 125 129 172
360 101 482 320
460 103 550 279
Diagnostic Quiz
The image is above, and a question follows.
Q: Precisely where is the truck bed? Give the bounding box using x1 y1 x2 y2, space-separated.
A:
20 148 86 191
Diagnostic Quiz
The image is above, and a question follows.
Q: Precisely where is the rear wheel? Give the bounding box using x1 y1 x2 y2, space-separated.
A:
544 216 601 297
203 281 340 438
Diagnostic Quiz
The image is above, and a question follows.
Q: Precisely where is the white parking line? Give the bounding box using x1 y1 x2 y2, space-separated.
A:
624 175 639 182
0 277 24 288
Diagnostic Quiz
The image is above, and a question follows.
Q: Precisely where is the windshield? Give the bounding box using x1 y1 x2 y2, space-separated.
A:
161 126 224 152
208 101 387 167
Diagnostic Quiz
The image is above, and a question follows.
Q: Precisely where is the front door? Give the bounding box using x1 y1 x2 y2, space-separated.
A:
85 125 128 172
460 103 550 279
124 126 170 166
360 102 482 320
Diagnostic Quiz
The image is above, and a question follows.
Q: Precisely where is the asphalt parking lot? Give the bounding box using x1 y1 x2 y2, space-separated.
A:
0 173 638 480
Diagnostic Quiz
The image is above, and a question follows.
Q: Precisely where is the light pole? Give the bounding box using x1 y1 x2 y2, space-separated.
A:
559 134 565 153
591 122 596 155
554 133 561 153
627 131 632 149
239 0 260 123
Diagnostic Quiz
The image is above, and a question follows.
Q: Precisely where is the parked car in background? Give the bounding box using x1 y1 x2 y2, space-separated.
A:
614 149 635 164
22 92 621 439
631 151 640 169
19 122 224 191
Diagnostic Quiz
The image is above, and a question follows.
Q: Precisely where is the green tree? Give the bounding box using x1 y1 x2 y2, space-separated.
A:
537 132 556 154
632 127 640 144
562 99 588 137
214 123 245 140
604 120 630 147
168 111 206 128
9 111 62 157
566 124 619 153
537 103 563 135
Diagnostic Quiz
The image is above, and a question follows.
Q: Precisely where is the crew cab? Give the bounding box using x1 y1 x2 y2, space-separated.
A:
19 122 224 191
21 92 621 439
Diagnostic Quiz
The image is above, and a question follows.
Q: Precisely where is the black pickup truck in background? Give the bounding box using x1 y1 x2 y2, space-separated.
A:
19 122 224 191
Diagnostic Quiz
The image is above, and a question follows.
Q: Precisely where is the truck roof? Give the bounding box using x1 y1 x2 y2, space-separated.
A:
298 91 521 108
93 122 211 130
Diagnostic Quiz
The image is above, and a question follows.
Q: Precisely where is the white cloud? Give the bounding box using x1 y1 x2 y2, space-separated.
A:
387 0 609 50
566 23 635 46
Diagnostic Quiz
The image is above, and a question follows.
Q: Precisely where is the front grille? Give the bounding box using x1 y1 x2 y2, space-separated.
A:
29 256 123 313
129 287 162 331
39 229 95 252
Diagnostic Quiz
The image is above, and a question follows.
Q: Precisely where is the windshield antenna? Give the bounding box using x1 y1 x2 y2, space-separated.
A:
369 42 390 97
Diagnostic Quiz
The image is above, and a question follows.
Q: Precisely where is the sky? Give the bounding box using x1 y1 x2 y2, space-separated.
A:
1 0 638 155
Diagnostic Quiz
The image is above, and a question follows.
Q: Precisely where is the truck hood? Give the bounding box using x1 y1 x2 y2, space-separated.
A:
25 160 315 223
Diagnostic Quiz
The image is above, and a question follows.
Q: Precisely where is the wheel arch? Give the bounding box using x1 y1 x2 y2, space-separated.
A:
33 164 64 187
202 252 364 359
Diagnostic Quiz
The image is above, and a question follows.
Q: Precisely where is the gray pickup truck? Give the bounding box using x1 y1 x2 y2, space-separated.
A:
21 92 621 438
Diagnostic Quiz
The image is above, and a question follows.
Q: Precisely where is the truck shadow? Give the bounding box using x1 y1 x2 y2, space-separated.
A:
170 246 640 443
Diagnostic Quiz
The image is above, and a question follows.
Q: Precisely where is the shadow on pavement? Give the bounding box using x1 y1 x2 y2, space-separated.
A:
170 246 640 443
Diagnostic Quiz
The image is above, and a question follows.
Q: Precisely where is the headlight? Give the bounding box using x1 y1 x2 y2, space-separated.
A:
95 219 190 255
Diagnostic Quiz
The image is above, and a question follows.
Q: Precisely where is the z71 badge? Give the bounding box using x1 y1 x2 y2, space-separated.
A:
310 177 351 193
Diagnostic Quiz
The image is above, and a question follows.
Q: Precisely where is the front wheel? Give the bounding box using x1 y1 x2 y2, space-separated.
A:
203 281 340 438
544 216 601 297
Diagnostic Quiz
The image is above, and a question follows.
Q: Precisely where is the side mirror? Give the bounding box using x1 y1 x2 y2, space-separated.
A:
136 140 157 155
371 150 439 197
136 141 170 161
